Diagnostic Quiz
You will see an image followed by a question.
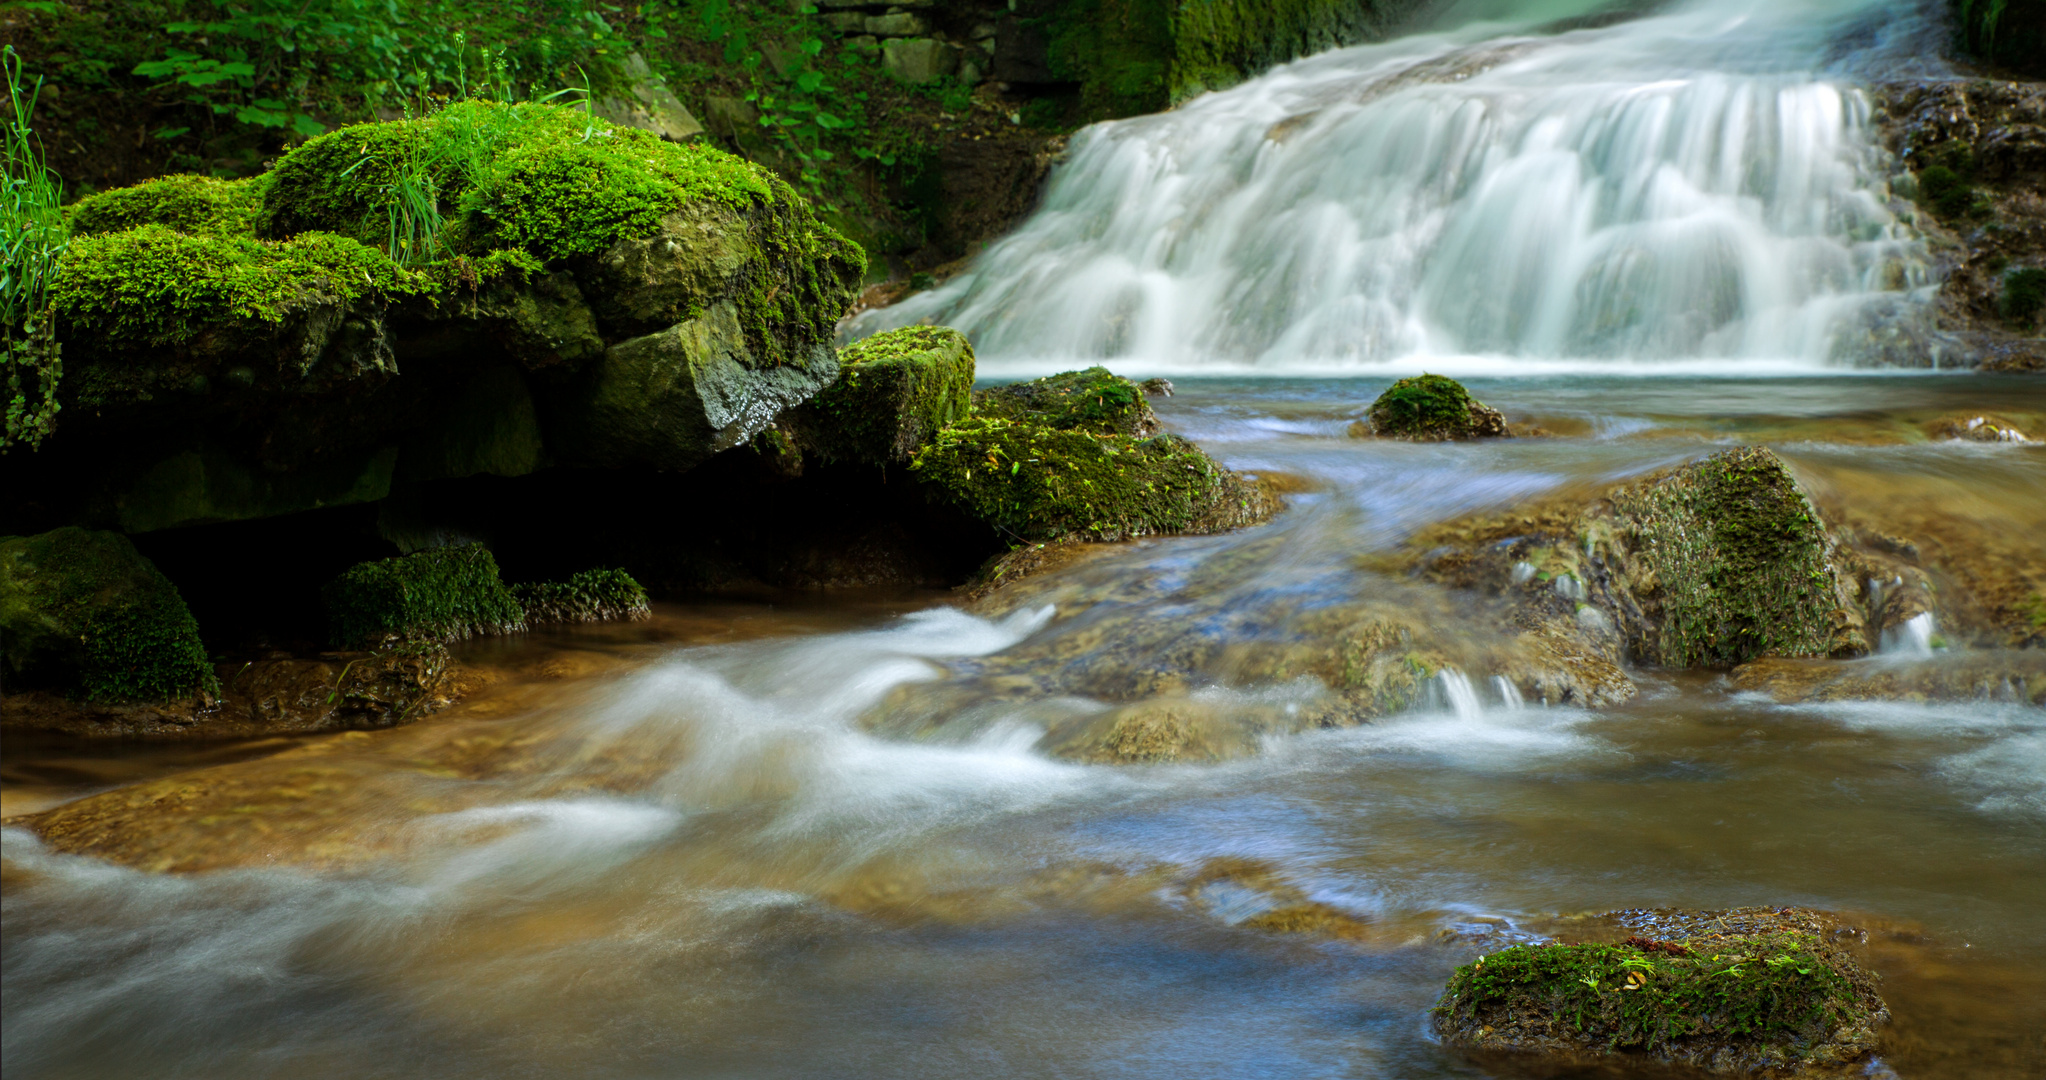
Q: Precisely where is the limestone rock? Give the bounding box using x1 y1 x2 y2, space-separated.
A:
1352 374 1507 441
791 324 976 466
971 365 1159 437
883 38 959 84
591 53 705 143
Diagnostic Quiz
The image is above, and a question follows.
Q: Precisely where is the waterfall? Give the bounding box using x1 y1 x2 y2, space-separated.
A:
1881 611 1941 657
852 0 1947 375
1434 669 1490 719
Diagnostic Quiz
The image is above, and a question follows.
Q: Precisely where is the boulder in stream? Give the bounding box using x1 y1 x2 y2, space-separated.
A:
1435 906 1889 1078
0 527 217 703
786 324 977 466
1351 374 1508 441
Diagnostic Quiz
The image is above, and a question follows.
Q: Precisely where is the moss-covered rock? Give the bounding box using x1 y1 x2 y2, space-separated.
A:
1435 907 1888 1078
912 415 1272 544
513 568 651 627
796 325 976 466
972 365 1159 438
323 543 526 647
1357 374 1507 441
67 174 271 238
0 527 218 703
1402 447 1864 669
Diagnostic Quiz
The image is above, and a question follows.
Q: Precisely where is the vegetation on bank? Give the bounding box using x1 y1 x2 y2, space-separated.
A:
1953 0 2045 77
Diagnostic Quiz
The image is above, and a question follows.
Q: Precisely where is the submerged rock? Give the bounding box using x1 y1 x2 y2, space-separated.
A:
1730 652 2046 706
0 528 217 703
1351 374 1507 441
1435 906 1889 1078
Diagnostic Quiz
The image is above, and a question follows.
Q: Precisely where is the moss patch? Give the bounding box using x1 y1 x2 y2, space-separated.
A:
0 527 218 703
1610 447 1838 668
512 568 651 627
68 174 271 237
1365 374 1506 441
972 365 1157 438
912 416 1269 543
2002 267 2045 327
1436 908 1886 1076
323 543 526 647
51 224 423 355
801 325 976 465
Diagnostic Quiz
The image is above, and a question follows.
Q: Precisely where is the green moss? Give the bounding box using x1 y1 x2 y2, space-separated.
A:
50 224 424 352
1436 933 1866 1069
1953 0 2046 78
1367 374 1502 440
973 365 1156 437
1916 164 1984 221
1172 0 1389 98
512 568 651 626
911 415 1265 543
2001 267 2045 326
68 174 271 237
1611 447 1838 668
323 543 526 647
0 527 218 703
803 326 976 465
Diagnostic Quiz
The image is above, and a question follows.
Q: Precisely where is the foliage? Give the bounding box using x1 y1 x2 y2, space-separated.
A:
1952 0 2046 77
3 45 67 451
512 568 651 626
323 542 526 647
1915 163 1986 220
2001 266 2044 326
0 526 219 702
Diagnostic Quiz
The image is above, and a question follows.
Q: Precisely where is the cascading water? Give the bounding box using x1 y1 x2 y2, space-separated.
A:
851 0 1949 374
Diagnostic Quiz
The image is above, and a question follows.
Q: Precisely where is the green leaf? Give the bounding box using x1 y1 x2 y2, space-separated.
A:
290 114 328 138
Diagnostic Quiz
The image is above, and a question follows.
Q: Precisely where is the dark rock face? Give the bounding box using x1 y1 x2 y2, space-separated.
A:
1872 79 2046 371
1436 907 1890 1079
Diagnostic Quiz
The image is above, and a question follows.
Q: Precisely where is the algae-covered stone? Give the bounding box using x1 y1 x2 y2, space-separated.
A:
1357 374 1506 441
0 528 218 702
1435 907 1888 1078
797 325 975 465
67 174 269 237
513 568 651 627
1404 446 1862 670
973 365 1159 438
912 416 1273 544
323 543 526 647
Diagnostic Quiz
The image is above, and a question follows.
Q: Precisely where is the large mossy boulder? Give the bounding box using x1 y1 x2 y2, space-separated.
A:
1401 446 1865 669
16 100 865 529
0 528 218 702
792 325 976 466
1356 374 1506 441
1435 907 1888 1077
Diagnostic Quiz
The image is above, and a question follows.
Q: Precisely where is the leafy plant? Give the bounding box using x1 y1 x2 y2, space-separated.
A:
3 44 66 451
2003 266 2045 326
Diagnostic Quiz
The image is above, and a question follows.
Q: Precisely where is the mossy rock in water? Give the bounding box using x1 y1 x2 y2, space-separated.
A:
1403 446 1862 670
1361 374 1507 441
1435 907 1888 1077
972 366 1159 438
795 325 976 466
67 174 271 237
323 543 526 648
0 528 218 703
911 415 1273 544
512 568 651 627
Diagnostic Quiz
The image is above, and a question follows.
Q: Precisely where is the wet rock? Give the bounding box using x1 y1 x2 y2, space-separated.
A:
1403 446 1866 671
788 324 976 466
1730 652 2046 705
1870 80 2046 370
324 543 527 648
1924 413 2032 442
0 528 217 703
1436 906 1890 1079
0 641 461 740
882 37 959 83
1350 374 1508 441
511 568 652 628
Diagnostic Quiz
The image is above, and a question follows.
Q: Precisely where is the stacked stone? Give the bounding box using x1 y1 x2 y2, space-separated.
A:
816 1 998 86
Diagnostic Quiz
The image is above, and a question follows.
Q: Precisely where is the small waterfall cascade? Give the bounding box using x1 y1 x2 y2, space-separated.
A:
1881 611 1942 657
1433 669 1490 719
854 0 1947 374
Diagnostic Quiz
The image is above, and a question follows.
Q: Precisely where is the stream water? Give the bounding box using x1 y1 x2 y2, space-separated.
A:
6 0 2044 1077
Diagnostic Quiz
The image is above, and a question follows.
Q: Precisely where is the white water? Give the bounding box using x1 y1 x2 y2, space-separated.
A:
853 0 1951 375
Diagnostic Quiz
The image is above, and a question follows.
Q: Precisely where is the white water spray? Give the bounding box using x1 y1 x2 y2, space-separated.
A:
853 0 1945 374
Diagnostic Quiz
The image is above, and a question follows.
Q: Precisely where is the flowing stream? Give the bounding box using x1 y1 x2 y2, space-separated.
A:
6 1 2046 1077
